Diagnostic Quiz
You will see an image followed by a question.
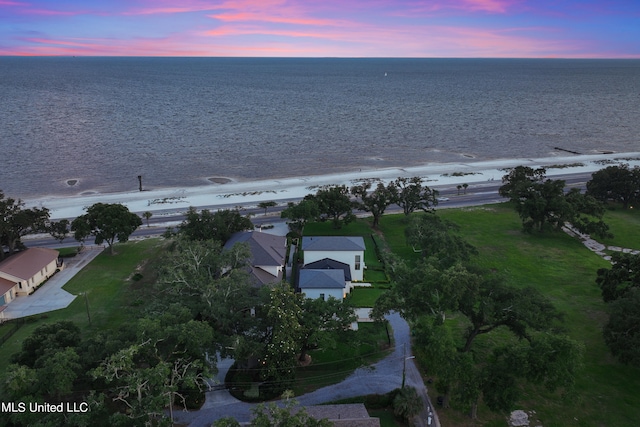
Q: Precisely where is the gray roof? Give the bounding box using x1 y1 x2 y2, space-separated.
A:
305 404 380 426
302 236 365 252
302 258 352 281
299 269 345 289
224 231 286 266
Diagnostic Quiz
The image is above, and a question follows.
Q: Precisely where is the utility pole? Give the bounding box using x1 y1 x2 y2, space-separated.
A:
402 343 415 388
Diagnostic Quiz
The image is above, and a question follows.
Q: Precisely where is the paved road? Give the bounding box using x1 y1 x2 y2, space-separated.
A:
173 312 439 426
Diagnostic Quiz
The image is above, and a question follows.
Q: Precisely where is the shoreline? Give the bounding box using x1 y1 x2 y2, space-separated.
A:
23 152 640 220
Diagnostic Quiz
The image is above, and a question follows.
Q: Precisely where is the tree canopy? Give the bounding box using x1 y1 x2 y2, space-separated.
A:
603 288 640 366
280 198 320 236
597 252 640 303
71 202 142 254
307 185 355 229
586 164 640 208
499 166 610 238
374 213 583 416
351 181 395 228
0 190 50 259
389 176 439 216
176 206 253 243
597 253 640 366
405 214 478 268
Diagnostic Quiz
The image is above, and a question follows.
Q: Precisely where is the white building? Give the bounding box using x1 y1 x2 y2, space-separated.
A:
301 236 366 282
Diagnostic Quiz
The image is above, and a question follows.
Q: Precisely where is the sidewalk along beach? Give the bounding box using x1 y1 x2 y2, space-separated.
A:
23 152 640 220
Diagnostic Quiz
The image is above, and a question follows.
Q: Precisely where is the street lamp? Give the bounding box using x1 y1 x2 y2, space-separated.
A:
402 355 416 388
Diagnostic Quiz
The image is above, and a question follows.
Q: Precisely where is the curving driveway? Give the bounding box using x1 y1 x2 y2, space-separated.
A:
173 312 439 427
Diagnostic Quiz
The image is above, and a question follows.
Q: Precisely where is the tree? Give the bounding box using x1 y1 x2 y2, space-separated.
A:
177 207 253 243
603 288 640 366
261 283 304 393
375 260 581 415
71 203 142 254
156 238 259 356
11 321 82 368
405 214 478 268
48 219 70 244
389 176 439 216
142 211 153 227
37 347 82 399
0 190 50 259
92 307 215 425
596 252 640 302
280 199 320 236
310 185 355 229
350 181 395 228
586 164 640 208
297 296 356 362
393 386 422 422
499 166 610 237
258 201 277 215
213 393 331 427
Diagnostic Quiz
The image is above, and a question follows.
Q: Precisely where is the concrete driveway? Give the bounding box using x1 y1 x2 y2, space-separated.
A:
1 247 103 319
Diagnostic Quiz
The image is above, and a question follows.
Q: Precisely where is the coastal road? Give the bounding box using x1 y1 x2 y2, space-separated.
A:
22 170 595 249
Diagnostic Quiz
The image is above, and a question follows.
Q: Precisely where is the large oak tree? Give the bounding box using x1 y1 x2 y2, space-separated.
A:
71 203 142 254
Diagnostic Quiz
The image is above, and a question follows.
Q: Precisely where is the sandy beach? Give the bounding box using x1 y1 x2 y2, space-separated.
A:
22 152 640 220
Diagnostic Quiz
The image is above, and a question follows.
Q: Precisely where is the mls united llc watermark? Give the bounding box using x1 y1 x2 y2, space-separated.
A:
2 401 89 413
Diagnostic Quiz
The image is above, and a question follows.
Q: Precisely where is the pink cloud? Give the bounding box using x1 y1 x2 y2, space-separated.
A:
209 12 339 27
461 0 518 13
0 0 29 5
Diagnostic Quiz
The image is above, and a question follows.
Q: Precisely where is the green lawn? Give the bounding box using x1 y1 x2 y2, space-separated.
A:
0 239 165 371
378 205 640 427
348 287 386 307
600 205 640 250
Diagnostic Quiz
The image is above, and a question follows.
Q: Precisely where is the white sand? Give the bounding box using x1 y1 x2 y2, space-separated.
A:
23 152 640 220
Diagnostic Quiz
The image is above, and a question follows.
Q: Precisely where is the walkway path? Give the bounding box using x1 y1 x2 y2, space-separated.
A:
562 225 639 261
173 312 440 427
1 247 103 319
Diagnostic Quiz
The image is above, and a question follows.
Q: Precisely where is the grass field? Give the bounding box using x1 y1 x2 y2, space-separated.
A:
0 239 165 371
378 204 640 427
600 205 640 250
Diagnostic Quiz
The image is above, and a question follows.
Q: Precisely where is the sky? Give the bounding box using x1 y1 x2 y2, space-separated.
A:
1 0 639 58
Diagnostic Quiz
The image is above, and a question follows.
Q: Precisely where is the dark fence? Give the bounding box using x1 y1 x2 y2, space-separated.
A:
0 318 26 345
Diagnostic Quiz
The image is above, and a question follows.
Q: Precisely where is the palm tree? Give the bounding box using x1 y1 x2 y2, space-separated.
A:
142 211 152 227
258 201 277 215
463 183 469 194
393 386 422 422
457 185 462 195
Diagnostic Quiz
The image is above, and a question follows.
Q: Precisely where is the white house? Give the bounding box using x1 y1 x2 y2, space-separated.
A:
301 236 366 281
0 248 62 306
298 269 346 301
224 231 287 286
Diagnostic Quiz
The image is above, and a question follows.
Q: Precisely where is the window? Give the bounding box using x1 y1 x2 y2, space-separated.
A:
319 293 325 301
355 255 361 271
18 282 22 289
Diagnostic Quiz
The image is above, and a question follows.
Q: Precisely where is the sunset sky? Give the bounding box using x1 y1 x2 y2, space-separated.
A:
1 0 639 57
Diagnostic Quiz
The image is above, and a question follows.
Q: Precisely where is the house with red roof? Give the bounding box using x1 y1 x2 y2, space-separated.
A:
0 248 62 307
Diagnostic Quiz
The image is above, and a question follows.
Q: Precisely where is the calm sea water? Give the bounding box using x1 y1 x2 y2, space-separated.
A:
1 57 639 198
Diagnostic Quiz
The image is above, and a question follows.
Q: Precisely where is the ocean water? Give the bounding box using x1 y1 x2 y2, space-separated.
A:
1 57 639 198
